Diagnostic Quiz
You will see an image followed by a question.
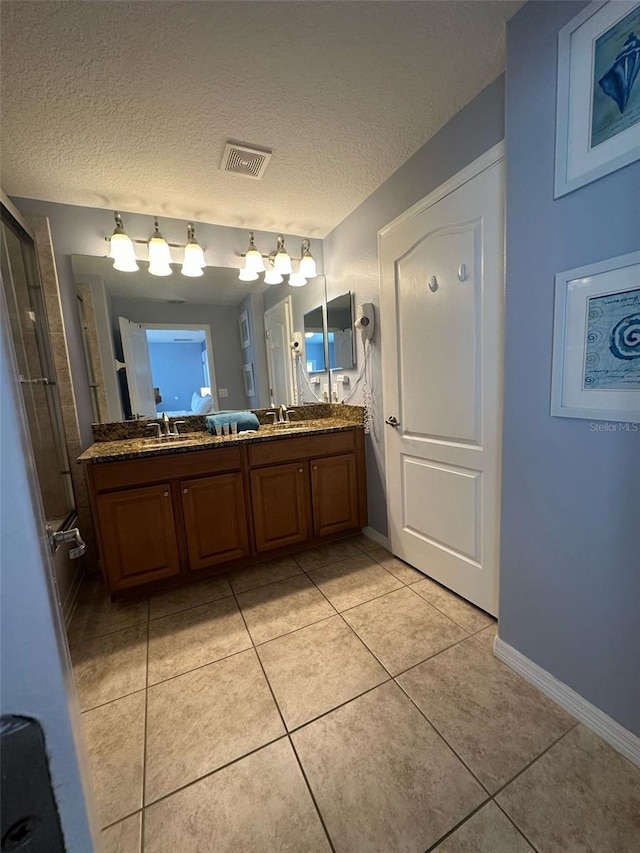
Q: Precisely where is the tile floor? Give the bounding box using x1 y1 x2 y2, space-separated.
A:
68 536 640 853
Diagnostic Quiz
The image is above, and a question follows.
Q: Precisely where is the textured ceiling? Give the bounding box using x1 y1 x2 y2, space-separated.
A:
1 1 522 237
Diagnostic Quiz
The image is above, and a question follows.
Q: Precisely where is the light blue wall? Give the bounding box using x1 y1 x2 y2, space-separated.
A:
501 1 640 735
323 75 505 535
148 341 204 413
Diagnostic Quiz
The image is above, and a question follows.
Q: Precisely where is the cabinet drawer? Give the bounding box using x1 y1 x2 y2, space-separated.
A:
248 430 356 467
89 447 242 492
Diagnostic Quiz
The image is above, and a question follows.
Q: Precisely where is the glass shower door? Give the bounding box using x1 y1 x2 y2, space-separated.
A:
1 206 75 530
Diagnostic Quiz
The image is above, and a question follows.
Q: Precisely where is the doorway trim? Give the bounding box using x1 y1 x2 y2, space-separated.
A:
142 322 219 411
264 296 295 407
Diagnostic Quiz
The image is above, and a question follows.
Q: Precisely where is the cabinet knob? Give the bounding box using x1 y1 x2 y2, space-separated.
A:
313 465 318 471
298 468 303 474
163 491 169 498
183 488 189 494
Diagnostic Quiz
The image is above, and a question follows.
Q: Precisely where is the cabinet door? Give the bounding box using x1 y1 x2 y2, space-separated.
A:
181 473 250 570
95 483 180 590
311 453 359 537
251 463 309 552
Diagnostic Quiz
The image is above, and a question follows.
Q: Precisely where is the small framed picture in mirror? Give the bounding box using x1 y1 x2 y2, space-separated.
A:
239 311 251 349
243 362 256 397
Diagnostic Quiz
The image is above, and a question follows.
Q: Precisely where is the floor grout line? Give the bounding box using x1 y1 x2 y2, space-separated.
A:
140 604 150 851
287 734 337 853
492 799 541 851
423 798 491 852
488 722 579 799
219 585 336 851
394 678 494 797
140 734 289 811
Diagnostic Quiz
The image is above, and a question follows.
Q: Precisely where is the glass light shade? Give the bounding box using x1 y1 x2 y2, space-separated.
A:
109 232 139 272
245 247 266 274
181 261 204 277
181 241 206 277
288 271 307 287
238 268 259 282
263 270 283 285
273 249 293 276
148 234 172 267
299 253 317 279
148 259 173 277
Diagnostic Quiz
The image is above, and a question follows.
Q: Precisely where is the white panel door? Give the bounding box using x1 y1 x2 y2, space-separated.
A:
379 145 504 615
118 316 156 418
264 297 295 407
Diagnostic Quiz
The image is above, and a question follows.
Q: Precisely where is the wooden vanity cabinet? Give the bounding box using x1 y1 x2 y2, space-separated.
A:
94 483 180 590
87 428 367 594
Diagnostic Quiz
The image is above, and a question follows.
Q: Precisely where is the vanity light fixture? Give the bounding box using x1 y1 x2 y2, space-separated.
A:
148 218 173 277
108 213 139 272
181 223 206 277
238 231 317 286
107 213 208 277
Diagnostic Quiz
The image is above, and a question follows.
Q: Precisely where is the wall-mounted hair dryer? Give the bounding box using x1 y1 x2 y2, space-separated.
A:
354 303 375 341
289 331 304 353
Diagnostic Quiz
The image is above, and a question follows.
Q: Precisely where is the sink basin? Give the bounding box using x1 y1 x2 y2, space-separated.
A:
271 422 308 429
142 434 198 449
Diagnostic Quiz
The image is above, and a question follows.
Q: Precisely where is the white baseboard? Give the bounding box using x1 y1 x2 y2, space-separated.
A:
362 526 390 550
494 637 640 769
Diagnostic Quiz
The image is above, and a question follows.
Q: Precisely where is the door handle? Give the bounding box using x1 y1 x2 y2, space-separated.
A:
385 416 400 427
48 526 86 559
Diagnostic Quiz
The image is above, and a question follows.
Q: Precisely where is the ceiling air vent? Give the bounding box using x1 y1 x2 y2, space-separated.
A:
221 141 272 180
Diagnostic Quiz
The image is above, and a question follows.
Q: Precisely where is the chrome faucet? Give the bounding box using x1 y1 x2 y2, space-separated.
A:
266 406 295 425
280 404 294 424
146 414 186 438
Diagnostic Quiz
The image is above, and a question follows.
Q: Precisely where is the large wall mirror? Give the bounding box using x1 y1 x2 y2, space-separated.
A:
72 255 328 422
327 291 355 371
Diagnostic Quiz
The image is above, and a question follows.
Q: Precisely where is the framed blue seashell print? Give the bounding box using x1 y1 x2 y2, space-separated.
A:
551 251 640 422
555 1 640 197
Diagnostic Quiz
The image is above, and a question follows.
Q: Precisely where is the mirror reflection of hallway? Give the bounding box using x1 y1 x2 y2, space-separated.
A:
144 325 217 416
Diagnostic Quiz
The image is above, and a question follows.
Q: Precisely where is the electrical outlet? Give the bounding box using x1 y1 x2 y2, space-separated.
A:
218 388 229 398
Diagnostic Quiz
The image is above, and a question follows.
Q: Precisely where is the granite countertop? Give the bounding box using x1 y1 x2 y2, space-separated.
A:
78 417 363 464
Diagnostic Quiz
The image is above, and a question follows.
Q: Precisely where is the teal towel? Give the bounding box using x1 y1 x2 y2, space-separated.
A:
206 411 260 433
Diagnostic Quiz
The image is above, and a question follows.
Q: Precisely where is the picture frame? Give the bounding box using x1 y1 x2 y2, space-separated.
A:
551 250 640 422
554 1 640 198
242 362 256 397
238 310 251 350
